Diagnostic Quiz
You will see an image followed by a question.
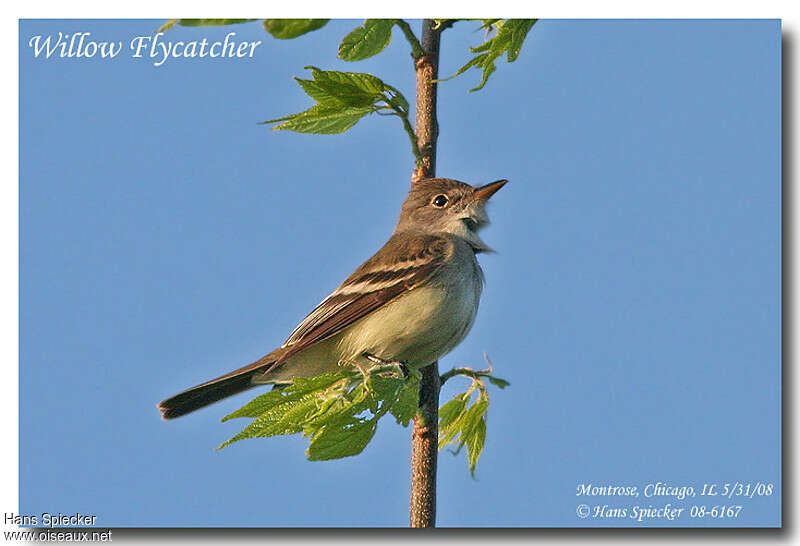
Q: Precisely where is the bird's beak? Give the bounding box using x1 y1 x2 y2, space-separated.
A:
472 179 508 201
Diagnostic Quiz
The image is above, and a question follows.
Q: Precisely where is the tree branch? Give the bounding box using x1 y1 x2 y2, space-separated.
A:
411 21 441 183
409 19 442 529
397 113 423 166
395 19 424 61
439 366 493 386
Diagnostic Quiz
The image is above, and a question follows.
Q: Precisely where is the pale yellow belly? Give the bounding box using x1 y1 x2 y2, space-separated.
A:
263 279 480 382
337 281 479 367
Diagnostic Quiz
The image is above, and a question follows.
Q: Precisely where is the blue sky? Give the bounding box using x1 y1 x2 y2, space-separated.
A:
19 19 780 527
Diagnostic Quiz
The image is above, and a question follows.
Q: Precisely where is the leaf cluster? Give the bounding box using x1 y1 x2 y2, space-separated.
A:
219 365 419 461
438 367 509 476
158 18 538 161
338 19 397 61
263 66 411 136
448 19 538 91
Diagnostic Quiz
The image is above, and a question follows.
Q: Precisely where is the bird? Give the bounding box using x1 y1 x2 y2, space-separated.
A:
158 177 506 420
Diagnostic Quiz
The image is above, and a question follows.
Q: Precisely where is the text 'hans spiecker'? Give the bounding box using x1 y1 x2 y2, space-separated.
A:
27 32 262 67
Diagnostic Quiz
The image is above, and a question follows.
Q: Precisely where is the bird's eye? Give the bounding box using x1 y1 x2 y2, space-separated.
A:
431 194 449 208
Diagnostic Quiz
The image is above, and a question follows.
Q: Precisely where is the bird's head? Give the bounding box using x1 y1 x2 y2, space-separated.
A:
395 178 507 251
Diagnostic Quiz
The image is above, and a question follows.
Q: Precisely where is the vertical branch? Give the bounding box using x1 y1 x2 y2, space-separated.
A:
410 363 440 528
409 19 442 529
412 20 440 182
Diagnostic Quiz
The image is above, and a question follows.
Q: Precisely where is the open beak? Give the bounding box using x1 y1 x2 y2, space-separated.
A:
472 179 508 201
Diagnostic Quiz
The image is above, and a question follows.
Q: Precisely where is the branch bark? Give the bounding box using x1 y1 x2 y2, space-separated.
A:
411 20 440 182
409 19 442 529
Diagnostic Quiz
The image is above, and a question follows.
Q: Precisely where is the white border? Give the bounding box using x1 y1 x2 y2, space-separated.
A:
4 2 796 544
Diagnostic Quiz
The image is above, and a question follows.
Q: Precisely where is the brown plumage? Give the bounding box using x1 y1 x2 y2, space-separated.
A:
157 178 506 420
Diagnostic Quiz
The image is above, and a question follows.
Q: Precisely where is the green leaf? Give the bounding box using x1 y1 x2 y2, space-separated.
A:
439 395 469 429
247 394 319 433
292 372 357 392
266 104 378 134
177 19 256 27
263 67 409 135
303 67 409 113
300 376 366 418
305 383 370 429
447 19 537 91
367 374 404 401
306 66 388 95
384 84 409 114
220 366 421 461
438 386 492 475
338 19 395 61
294 70 383 108
217 393 321 448
465 417 486 476
221 390 287 422
470 40 493 54
459 397 488 435
486 375 510 389
475 65 498 92
390 375 419 427
263 19 329 40
295 78 375 108
506 19 537 62
445 53 487 82
307 417 377 461
221 373 347 421
438 393 470 449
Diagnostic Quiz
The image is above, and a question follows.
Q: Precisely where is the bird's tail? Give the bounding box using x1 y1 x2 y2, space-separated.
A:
157 355 278 420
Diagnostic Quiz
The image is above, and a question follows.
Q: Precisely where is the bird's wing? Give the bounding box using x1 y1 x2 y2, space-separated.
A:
277 232 454 362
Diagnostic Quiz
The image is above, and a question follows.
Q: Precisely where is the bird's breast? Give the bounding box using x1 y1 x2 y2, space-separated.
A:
337 258 483 368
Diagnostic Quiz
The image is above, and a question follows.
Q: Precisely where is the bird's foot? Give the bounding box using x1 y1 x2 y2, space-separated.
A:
362 352 410 378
